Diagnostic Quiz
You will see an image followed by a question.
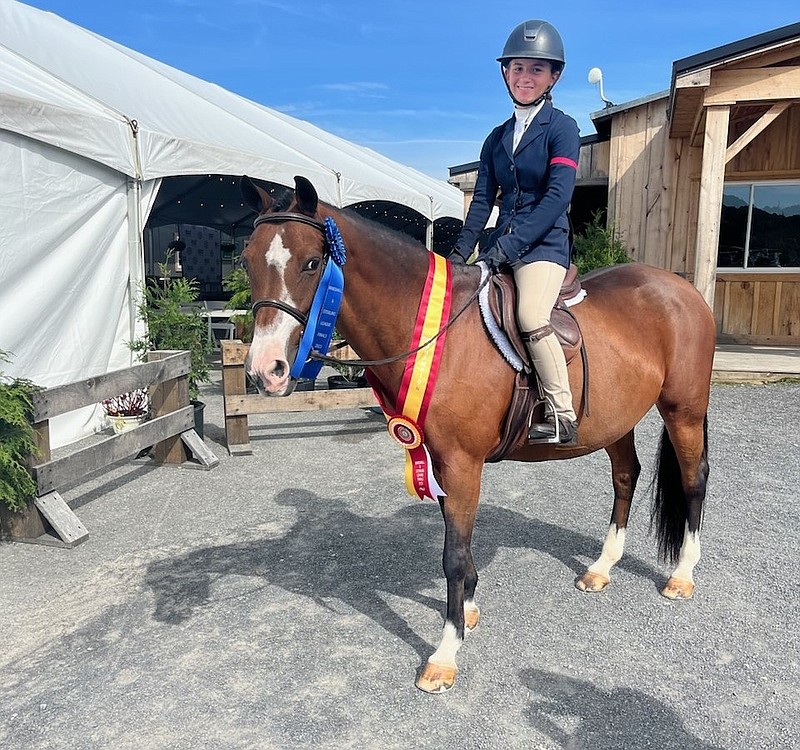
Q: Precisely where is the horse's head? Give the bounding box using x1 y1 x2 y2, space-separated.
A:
240 175 327 396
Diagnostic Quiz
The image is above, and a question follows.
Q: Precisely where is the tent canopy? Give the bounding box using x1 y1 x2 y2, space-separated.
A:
0 0 463 448
0 0 463 221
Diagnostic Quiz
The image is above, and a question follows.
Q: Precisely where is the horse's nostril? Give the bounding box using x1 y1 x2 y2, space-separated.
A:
273 361 286 378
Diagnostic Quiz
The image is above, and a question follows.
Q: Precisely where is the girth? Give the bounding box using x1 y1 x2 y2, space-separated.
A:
485 263 589 463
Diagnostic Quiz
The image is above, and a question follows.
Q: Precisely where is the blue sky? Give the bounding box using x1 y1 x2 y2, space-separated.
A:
21 0 800 180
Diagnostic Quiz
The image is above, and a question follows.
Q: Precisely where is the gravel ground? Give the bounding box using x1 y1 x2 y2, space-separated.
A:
1 371 798 750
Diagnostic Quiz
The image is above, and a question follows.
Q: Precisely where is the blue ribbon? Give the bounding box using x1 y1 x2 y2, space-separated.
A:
325 217 347 266
289 219 346 380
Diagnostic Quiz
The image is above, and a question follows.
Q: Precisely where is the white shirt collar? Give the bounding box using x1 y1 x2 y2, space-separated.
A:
512 101 544 150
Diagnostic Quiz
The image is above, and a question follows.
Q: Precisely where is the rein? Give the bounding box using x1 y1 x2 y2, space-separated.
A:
249 210 490 371
309 275 489 370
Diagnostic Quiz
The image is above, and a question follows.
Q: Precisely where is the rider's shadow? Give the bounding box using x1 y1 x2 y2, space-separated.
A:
520 667 725 750
144 488 662 659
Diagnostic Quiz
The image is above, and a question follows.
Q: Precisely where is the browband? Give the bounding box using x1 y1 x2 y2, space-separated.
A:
253 212 325 232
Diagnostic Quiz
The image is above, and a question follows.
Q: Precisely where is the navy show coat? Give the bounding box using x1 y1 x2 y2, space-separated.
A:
454 101 580 269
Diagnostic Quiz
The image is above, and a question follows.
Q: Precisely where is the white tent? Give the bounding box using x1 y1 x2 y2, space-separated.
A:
0 0 464 447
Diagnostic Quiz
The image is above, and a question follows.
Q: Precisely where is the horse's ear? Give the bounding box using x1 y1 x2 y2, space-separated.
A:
294 176 318 217
240 175 273 213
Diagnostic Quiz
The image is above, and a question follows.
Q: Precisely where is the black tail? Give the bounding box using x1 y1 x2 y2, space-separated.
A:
650 418 708 563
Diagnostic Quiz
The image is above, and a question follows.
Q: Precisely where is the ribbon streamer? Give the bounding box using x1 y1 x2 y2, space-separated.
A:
290 218 346 380
368 252 452 501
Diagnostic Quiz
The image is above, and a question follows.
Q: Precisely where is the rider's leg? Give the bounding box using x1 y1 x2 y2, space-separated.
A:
513 260 577 442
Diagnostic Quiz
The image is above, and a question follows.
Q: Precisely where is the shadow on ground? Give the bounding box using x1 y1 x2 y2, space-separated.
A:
520 667 724 750
145 488 664 659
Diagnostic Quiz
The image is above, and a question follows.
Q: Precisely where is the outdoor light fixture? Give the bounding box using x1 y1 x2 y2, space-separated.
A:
588 67 614 108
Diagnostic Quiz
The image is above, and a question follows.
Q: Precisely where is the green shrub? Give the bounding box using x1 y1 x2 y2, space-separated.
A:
573 211 631 275
0 350 41 512
222 264 253 342
128 256 211 401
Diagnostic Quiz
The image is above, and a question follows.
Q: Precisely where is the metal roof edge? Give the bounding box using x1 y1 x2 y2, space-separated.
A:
671 22 800 79
590 90 670 125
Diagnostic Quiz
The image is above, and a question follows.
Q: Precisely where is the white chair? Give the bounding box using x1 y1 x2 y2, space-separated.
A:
210 320 236 349
202 301 235 347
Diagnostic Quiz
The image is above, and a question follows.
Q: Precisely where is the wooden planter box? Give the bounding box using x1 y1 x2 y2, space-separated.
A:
0 350 218 547
0 501 47 543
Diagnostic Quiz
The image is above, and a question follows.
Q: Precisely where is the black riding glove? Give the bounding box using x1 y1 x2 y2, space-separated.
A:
482 244 506 272
448 249 467 265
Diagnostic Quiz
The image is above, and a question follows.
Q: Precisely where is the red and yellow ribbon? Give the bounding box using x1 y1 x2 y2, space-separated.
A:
367 252 452 501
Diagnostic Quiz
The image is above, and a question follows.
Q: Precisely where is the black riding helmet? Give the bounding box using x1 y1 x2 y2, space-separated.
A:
498 20 565 106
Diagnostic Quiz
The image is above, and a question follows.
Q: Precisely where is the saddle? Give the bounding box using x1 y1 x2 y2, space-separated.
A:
485 263 588 462
487 263 584 368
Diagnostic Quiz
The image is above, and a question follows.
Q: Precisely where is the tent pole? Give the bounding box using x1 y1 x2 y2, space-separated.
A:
126 177 143 351
125 117 145 357
425 196 434 251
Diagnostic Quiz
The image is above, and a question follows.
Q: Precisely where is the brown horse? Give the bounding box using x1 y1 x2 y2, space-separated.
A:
239 175 716 693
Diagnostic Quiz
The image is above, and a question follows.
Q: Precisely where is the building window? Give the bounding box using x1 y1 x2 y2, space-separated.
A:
718 182 800 269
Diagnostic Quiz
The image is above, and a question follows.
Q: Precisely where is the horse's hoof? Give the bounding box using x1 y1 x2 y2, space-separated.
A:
661 577 694 600
464 604 480 632
575 571 611 592
416 661 458 693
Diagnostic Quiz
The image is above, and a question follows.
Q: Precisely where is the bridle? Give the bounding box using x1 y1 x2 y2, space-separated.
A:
248 211 490 370
250 212 328 326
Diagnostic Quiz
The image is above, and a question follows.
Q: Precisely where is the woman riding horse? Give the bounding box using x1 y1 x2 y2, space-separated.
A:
451 20 580 445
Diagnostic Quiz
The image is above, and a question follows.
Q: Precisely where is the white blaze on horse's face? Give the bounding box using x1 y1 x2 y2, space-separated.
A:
246 232 299 396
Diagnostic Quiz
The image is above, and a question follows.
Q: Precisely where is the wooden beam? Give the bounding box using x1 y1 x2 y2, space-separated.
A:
725 102 793 162
675 68 711 89
694 105 730 310
149 351 190 465
705 67 800 105
30 351 190 422
225 388 377 416
180 430 220 469
32 408 194 494
726 43 800 70
221 340 252 455
689 106 707 148
33 492 88 547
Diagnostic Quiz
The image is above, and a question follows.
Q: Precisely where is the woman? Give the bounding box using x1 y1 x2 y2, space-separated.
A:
451 19 580 445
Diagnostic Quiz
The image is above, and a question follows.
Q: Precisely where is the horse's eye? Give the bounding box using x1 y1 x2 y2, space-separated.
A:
304 257 322 273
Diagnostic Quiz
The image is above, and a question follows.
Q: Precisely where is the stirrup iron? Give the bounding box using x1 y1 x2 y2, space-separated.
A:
527 396 562 445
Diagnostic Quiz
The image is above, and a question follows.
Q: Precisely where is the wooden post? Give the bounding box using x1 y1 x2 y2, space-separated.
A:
222 341 252 455
693 104 730 311
149 351 190 464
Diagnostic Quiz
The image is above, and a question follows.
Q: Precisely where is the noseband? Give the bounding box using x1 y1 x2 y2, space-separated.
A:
250 212 329 326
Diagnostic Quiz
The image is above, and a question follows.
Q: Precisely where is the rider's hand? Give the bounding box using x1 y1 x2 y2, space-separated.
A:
448 250 467 266
483 244 505 271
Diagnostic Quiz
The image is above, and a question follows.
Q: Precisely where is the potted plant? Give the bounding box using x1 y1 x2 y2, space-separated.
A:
0 349 41 514
128 254 212 437
222 263 253 343
102 388 149 434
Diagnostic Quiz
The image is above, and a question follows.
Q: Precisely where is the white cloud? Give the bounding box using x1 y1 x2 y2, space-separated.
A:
318 82 389 96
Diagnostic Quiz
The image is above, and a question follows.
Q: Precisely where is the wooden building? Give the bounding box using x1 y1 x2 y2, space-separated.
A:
449 23 800 344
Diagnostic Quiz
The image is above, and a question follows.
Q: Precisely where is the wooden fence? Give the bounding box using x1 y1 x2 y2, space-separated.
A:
0 350 218 547
221 341 377 455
